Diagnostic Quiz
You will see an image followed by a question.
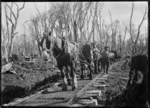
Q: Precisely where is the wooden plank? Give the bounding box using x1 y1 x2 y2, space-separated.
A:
67 72 103 105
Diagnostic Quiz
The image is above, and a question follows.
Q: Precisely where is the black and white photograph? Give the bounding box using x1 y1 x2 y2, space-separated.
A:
1 2 148 107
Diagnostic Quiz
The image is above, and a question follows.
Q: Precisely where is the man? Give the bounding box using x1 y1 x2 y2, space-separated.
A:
101 46 109 74
40 31 52 61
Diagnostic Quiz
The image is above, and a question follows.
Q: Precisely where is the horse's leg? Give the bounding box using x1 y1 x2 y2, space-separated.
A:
97 59 100 72
65 66 71 86
99 59 102 72
106 61 109 74
98 59 101 72
104 60 107 74
70 62 77 91
94 60 97 74
96 60 98 73
101 60 105 74
88 64 93 80
80 63 84 79
60 66 68 91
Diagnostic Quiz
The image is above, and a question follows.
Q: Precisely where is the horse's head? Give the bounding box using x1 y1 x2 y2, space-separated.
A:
49 36 66 58
40 31 55 59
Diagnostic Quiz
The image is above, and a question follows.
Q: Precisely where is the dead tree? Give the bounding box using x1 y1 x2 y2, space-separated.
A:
87 2 98 43
95 3 104 45
109 11 119 51
76 2 92 43
129 3 147 55
121 21 128 55
103 25 110 47
30 16 43 56
2 2 25 62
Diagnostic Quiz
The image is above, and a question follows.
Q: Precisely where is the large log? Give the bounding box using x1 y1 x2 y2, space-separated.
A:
1 62 13 74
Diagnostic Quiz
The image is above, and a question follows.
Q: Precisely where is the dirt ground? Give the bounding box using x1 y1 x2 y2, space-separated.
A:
1 58 130 106
4 59 131 107
1 57 61 104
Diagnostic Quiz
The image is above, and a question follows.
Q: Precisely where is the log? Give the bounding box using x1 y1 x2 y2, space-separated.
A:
1 62 13 74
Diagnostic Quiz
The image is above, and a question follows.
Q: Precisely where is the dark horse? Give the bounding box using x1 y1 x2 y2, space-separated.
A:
41 32 78 91
79 43 94 80
126 55 148 105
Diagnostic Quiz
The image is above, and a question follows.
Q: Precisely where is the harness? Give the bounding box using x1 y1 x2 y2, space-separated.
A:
51 40 65 59
78 47 98 65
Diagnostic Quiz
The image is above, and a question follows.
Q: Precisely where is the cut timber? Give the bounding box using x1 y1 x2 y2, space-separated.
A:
93 84 110 88
85 90 102 97
71 103 85 107
102 74 109 78
1 62 13 74
77 98 98 106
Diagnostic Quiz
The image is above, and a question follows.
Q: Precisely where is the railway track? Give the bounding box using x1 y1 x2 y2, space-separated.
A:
4 65 115 107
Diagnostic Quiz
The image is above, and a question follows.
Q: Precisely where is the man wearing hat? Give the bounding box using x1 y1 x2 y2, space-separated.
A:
40 31 52 61
101 46 109 74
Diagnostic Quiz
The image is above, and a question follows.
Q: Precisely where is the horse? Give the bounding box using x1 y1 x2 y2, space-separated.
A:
126 55 148 105
79 43 94 80
40 32 79 91
52 37 79 91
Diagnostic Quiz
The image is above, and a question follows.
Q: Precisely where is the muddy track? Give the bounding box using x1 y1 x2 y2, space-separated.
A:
5 73 99 106
8 67 108 106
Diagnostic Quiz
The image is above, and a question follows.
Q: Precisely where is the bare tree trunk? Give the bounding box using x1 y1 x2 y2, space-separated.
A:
129 3 147 55
2 3 25 62
74 21 78 43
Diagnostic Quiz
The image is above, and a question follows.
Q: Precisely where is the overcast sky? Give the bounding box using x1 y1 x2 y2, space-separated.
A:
1 2 148 40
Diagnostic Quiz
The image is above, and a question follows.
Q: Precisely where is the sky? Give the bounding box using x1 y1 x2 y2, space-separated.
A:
1 2 148 41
